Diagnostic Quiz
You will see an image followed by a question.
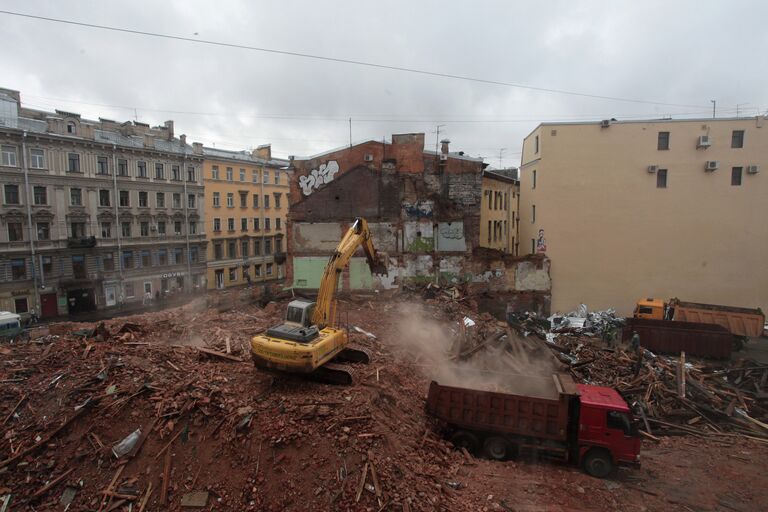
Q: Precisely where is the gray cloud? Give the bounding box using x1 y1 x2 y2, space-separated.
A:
1 0 766 166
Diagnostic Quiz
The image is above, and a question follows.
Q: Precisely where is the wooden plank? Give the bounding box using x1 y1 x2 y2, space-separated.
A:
197 347 242 362
128 418 157 458
355 462 369 503
161 449 172 505
2 394 26 425
367 450 383 507
32 468 75 498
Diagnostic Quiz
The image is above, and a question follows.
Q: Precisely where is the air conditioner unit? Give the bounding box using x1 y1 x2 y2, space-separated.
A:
747 164 760 174
647 165 658 173
363 154 373 162
696 135 711 148
705 160 719 171
439 154 448 161
150 226 157 232
600 119 611 128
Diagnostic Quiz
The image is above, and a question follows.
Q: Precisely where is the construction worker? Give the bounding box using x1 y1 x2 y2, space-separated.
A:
630 331 640 352
631 331 643 376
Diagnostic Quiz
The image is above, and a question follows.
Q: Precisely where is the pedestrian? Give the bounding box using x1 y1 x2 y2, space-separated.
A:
30 307 39 325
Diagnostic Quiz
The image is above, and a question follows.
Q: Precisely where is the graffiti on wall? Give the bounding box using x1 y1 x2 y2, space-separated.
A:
536 229 547 253
299 160 340 196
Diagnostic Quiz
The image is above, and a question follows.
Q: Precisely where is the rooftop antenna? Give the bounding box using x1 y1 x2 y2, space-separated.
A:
711 100 716 119
435 124 446 155
133 108 138 122
498 148 506 168
736 103 750 118
349 117 352 148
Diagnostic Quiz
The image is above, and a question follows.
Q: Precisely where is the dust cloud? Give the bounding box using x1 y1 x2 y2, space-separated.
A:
389 303 561 400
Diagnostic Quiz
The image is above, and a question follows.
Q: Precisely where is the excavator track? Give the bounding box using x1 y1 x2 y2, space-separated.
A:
335 343 372 364
311 345 372 385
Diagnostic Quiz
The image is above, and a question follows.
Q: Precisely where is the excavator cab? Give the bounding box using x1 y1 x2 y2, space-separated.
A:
265 299 320 343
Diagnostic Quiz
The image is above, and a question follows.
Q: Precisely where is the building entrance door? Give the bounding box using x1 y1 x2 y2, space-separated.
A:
215 269 224 289
105 286 117 307
67 289 96 314
40 293 58 318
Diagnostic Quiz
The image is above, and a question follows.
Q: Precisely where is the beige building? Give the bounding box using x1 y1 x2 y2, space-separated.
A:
202 146 290 290
519 116 767 316
479 168 519 253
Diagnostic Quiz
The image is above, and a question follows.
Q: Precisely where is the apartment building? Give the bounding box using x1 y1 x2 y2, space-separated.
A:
519 116 767 316
479 168 519 254
0 88 207 317
202 145 291 289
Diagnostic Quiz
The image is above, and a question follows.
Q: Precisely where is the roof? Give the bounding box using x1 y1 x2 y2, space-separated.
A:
637 298 664 308
298 138 484 163
576 384 629 412
483 168 519 183
0 311 20 322
202 146 290 167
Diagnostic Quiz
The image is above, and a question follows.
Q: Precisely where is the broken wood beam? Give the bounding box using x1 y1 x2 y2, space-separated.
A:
198 347 242 362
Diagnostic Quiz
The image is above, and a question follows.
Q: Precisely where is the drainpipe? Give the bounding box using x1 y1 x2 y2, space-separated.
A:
259 163 266 281
182 154 192 291
21 131 40 313
112 145 123 296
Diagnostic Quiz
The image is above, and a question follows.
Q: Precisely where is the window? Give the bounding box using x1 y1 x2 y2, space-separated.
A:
121 222 132 237
253 194 259 208
10 258 26 280
227 218 235 231
97 156 109 175
607 411 632 435
103 253 114 271
174 221 182 235
532 170 537 189
173 193 181 208
189 221 197 235
241 240 249 258
33 186 47 205
119 190 130 207
118 159 128 176
657 169 668 188
72 255 86 279
265 218 271 230
487 221 491 244
213 218 221 232
214 243 223 260
252 170 259 183
227 193 234 208
8 222 23 242
139 191 148 207
158 248 167 265
1 145 17 166
143 282 152 295
731 130 744 149
657 132 670 150
267 263 273 276
71 222 86 238
101 222 112 238
4 184 20 204
275 238 282 253
228 240 237 258
241 218 248 231
37 222 50 240
240 193 247 208
274 170 280 185
264 238 272 254
70 188 82 206
229 267 237 281
155 163 164 180
264 194 270 208
188 194 196 208
67 153 80 172
99 189 111 207
157 221 166 235
263 170 269 184
731 167 742 186
125 282 135 298
226 167 233 181
168 165 179 181
189 246 199 263
30 148 45 168
213 192 220 207
254 240 261 255
276 218 281 230
122 251 133 269
156 192 165 208
534 135 539 154
172 248 183 264
532 204 536 223
137 161 147 178
67 121 76 134
254 263 261 276
141 250 150 267
140 222 149 237
531 238 535 254
187 166 196 182
212 165 219 180
240 168 246 181
253 217 260 231
274 193 281 208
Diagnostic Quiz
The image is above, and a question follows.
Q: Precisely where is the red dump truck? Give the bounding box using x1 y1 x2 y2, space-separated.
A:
426 372 641 478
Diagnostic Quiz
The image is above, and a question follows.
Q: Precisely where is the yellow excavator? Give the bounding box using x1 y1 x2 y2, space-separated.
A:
251 218 387 384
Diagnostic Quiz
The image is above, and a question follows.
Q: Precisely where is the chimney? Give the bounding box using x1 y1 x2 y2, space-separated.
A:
143 134 154 148
164 120 174 139
179 134 187 146
255 144 271 161
192 142 203 155
440 139 450 155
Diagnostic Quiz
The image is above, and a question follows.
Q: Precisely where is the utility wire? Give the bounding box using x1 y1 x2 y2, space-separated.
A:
1 9 708 109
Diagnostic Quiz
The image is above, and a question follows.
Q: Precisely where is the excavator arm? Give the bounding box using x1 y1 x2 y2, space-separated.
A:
312 218 387 328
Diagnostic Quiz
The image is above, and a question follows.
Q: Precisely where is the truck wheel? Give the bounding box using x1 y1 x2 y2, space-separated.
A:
483 436 510 460
450 431 480 454
583 449 614 478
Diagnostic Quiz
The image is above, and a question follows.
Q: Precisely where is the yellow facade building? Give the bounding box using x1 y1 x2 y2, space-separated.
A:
479 169 519 253
202 145 291 290
519 116 767 316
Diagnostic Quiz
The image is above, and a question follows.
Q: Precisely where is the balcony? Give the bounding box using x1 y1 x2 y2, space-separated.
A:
67 236 97 248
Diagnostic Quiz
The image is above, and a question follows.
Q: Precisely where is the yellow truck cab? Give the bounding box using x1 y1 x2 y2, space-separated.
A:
633 298 665 320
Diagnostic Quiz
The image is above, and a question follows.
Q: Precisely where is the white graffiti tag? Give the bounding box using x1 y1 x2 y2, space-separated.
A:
299 161 340 196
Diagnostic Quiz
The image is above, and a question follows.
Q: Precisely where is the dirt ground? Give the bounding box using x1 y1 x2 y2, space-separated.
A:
0 295 766 511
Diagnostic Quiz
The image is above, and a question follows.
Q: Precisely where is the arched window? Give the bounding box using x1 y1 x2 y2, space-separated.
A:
67 121 76 134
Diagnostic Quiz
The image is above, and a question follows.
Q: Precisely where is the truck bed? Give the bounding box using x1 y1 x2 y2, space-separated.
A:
426 372 578 442
671 300 764 338
623 318 733 359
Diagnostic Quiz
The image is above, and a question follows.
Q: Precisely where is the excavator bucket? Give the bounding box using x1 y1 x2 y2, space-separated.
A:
370 251 389 276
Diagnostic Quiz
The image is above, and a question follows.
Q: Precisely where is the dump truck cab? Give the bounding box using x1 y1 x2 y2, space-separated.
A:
633 298 665 320
576 384 641 477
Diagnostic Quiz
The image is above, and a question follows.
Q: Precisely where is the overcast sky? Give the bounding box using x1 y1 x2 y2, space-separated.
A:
1 1 766 167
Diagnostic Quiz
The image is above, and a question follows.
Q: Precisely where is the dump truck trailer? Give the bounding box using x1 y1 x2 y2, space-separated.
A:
425 371 641 478
623 317 733 359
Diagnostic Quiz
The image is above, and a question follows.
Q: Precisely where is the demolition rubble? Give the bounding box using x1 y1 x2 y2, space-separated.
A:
0 293 767 511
